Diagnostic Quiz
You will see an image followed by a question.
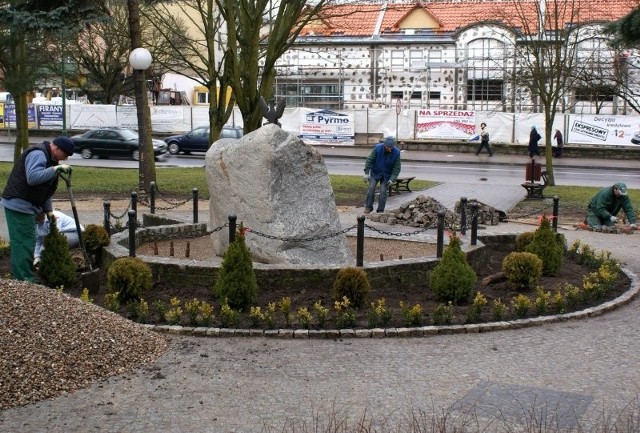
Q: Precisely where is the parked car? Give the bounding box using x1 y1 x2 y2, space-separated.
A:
164 125 243 154
71 128 169 161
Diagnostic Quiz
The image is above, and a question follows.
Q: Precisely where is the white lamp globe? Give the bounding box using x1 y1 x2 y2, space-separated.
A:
129 48 152 70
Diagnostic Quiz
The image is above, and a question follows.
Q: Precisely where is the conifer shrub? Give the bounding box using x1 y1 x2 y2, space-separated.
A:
502 252 543 291
39 223 77 288
83 224 110 253
332 267 370 309
213 223 258 310
107 257 153 302
514 231 535 252
525 215 565 276
429 235 477 304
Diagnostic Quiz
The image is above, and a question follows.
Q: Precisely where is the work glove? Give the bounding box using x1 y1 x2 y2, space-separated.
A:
33 257 41 270
46 211 56 223
55 164 72 174
363 173 370 183
630 223 637 229
609 215 618 223
386 180 392 185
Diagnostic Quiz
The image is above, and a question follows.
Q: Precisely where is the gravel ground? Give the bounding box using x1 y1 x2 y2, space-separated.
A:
0 280 168 410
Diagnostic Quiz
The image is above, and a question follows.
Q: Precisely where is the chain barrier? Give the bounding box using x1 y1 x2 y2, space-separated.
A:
138 190 193 211
247 224 357 243
203 223 228 236
108 203 132 221
363 222 435 237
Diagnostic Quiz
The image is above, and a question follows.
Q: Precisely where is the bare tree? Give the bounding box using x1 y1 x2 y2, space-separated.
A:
142 0 234 144
217 0 329 133
488 0 617 185
0 0 108 160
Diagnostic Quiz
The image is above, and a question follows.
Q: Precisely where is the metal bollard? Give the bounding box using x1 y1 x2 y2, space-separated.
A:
103 201 111 236
228 214 237 244
128 210 137 257
460 196 467 236
553 195 560 232
131 191 137 216
356 215 365 267
436 210 445 258
193 188 199 224
149 181 156 214
471 202 479 246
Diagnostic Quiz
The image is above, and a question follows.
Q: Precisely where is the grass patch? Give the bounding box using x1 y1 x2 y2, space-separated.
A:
0 163 436 205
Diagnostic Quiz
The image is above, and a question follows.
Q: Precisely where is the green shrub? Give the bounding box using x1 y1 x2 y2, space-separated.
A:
502 252 543 291
511 294 532 318
429 235 477 304
106 257 153 302
514 231 535 252
213 223 258 310
39 223 77 289
83 224 110 253
525 215 564 276
332 267 370 309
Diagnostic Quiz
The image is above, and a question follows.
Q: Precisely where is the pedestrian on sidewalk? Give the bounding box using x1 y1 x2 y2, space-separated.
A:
553 128 563 158
469 122 493 156
34 210 81 269
363 136 401 214
528 125 541 158
0 137 74 281
584 181 637 230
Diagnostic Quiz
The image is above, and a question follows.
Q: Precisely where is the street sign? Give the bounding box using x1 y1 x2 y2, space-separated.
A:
395 98 402 115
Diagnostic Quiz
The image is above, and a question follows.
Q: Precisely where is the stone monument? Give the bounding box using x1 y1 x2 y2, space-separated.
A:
204 124 352 266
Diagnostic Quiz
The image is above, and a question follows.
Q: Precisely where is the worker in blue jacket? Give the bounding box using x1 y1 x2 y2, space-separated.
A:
363 136 401 214
585 181 637 230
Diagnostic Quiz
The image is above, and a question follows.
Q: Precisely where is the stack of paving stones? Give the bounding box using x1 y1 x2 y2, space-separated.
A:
368 195 458 228
454 199 503 225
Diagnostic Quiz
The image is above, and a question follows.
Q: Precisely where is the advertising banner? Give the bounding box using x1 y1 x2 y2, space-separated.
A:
2 104 36 129
69 104 117 129
299 109 354 145
37 105 64 129
415 109 476 139
567 114 640 146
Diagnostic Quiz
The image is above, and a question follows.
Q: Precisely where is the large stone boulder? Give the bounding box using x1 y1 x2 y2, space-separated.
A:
204 124 352 266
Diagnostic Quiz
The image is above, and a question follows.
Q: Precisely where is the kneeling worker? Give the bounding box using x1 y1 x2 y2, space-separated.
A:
585 181 637 230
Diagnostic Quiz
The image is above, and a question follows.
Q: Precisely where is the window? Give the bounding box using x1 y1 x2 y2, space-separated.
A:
410 50 424 71
196 92 209 105
467 80 503 101
574 85 615 102
391 50 404 71
274 81 342 109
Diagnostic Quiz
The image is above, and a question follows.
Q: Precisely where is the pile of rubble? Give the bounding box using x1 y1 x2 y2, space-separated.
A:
368 194 504 229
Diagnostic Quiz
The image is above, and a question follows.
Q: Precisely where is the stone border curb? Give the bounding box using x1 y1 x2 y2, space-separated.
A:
141 267 639 339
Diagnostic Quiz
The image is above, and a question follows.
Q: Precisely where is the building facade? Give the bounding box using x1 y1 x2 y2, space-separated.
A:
271 0 638 115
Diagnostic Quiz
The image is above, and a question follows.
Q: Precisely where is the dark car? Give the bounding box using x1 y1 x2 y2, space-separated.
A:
164 125 243 154
71 127 169 161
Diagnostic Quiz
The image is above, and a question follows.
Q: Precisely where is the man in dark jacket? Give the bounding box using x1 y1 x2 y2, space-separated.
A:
585 182 637 230
363 136 401 214
1 137 74 281
528 125 541 158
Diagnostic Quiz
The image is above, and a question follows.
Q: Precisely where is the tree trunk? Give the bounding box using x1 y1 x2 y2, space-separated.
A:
127 0 156 193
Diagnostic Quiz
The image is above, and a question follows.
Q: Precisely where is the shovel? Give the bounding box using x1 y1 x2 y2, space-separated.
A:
58 171 101 293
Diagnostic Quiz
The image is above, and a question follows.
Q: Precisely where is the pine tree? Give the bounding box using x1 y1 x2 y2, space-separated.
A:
213 223 258 310
39 221 77 288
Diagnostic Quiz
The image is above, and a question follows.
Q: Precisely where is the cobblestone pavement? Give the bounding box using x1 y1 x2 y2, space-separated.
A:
1 185 640 432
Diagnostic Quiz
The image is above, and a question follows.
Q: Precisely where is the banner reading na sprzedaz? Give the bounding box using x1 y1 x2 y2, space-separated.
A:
299 109 354 145
416 109 476 140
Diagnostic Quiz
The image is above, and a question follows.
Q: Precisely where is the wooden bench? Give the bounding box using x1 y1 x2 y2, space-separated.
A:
521 170 548 199
388 176 416 195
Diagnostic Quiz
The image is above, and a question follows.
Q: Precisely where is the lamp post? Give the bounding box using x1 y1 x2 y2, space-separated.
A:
129 47 155 192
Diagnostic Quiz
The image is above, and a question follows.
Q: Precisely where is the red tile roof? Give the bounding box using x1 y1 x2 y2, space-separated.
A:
300 1 637 37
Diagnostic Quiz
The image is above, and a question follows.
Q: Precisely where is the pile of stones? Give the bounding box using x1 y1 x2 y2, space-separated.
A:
368 194 504 229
